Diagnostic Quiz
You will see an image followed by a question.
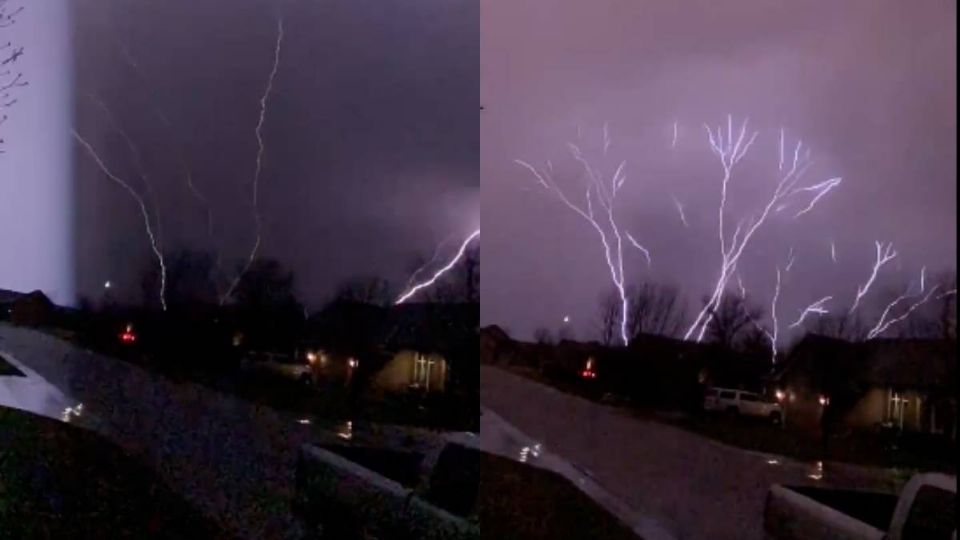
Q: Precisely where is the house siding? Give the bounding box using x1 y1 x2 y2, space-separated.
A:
369 350 447 394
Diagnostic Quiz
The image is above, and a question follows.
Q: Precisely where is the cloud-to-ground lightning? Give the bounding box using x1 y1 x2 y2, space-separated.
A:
395 229 480 304
72 130 167 311
684 118 843 342
222 16 285 304
671 121 678 150
830 240 837 264
849 241 897 314
788 296 832 329
517 126 642 345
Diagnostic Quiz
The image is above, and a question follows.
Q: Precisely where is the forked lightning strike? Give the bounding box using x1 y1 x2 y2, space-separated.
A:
396 230 480 304
517 126 648 345
849 241 897 314
684 118 843 343
223 16 285 304
72 130 168 311
788 296 832 329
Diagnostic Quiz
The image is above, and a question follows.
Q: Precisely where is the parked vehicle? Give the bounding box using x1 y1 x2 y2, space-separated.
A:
703 387 782 423
763 472 956 540
240 350 314 384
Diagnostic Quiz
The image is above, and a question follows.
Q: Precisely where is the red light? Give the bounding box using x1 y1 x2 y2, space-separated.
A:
120 332 136 344
581 369 597 379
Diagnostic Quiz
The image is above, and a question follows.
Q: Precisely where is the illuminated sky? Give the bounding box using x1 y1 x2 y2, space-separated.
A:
481 0 956 342
71 0 478 307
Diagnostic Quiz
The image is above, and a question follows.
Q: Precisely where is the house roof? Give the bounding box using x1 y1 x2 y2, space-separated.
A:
0 289 52 307
0 288 24 304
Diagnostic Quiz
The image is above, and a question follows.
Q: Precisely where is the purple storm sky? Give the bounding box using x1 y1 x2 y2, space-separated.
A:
481 0 956 342
71 0 477 307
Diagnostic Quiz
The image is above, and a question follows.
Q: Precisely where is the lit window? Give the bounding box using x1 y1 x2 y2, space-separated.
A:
413 353 435 390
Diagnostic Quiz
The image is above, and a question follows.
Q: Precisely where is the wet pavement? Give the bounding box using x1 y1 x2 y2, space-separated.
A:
480 365 901 540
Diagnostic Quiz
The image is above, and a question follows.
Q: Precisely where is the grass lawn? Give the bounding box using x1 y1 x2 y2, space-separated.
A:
0 406 235 539
479 451 641 540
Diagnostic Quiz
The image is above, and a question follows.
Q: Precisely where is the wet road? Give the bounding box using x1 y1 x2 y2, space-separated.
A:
480 365 899 540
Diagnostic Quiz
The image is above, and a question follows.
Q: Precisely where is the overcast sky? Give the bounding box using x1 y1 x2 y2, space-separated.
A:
71 0 478 307
481 0 956 342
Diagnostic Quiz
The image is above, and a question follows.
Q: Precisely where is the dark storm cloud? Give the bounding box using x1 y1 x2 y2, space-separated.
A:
481 0 956 341
72 0 478 306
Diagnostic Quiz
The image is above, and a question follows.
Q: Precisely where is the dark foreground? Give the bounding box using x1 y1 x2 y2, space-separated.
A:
0 406 234 539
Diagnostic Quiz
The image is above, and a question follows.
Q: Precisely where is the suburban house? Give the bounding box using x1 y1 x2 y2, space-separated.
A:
775 334 957 438
479 325 548 371
0 289 55 327
302 301 478 397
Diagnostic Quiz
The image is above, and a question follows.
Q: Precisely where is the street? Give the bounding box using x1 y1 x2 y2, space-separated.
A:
481 365 900 540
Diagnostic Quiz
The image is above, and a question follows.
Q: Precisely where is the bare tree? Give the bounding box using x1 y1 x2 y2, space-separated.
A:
0 1 26 155
533 327 554 345
627 282 687 339
333 276 392 306
811 309 865 341
596 288 620 346
703 292 763 349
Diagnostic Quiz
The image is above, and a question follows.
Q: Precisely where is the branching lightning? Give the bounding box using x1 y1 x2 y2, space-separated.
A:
222 16 285 304
788 296 832 329
517 126 644 345
72 130 167 311
849 241 897 314
684 118 843 342
395 230 480 305
625 232 652 268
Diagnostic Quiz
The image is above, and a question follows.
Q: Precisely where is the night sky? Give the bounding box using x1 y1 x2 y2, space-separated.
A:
481 0 956 342
71 0 478 307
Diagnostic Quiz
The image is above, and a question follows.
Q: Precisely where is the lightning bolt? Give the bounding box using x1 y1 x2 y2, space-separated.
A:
830 240 837 264
625 232 652 268
684 117 842 342
405 234 455 291
395 230 480 304
671 195 689 228
788 296 832 329
849 241 897 314
767 267 782 363
671 121 678 150
223 16 285 304
82 93 164 247
867 284 940 340
72 130 167 311
517 126 639 345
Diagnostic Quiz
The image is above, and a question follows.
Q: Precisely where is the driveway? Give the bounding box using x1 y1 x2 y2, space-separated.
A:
480 365 900 540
